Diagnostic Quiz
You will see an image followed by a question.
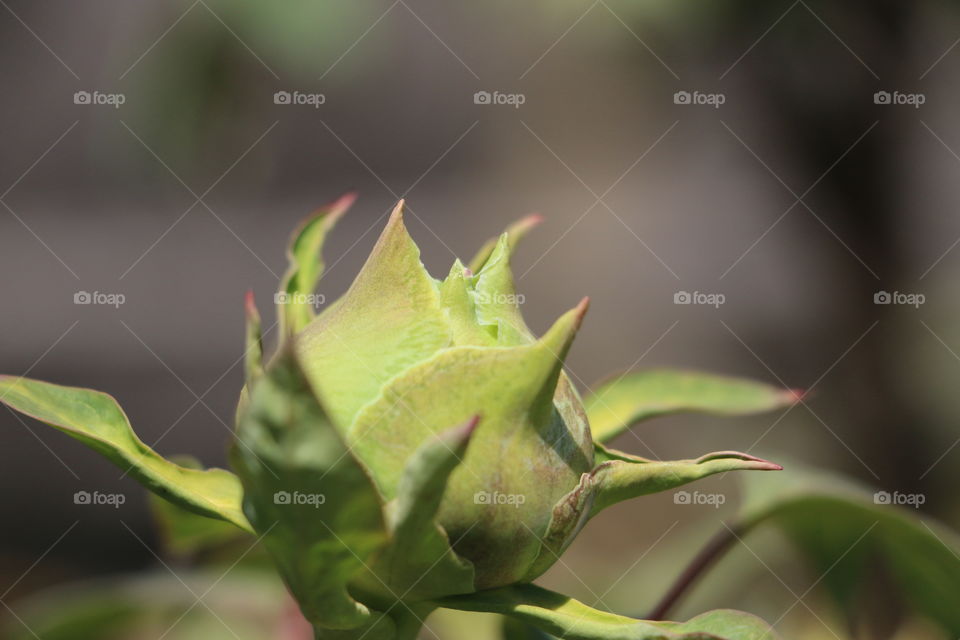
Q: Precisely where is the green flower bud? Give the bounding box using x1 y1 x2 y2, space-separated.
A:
0 193 799 640
231 197 792 635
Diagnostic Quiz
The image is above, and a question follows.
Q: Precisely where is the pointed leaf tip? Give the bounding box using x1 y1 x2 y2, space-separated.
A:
573 296 590 327
541 298 589 356
782 388 807 403
454 414 481 442
244 290 259 320
694 451 782 471
390 199 406 221
468 213 545 273
333 190 358 211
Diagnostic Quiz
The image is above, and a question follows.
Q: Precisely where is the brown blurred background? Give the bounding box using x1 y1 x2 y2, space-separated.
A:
1 0 959 636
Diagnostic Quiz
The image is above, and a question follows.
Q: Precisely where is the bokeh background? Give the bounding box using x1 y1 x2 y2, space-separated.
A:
1 1 959 638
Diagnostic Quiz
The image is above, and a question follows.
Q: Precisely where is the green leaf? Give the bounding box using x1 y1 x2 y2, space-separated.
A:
148 458 255 559
150 493 252 558
3 568 291 640
438 584 780 639
468 213 543 274
244 290 264 385
278 192 355 336
734 463 960 636
232 346 388 630
0 375 251 532
368 417 478 599
348 301 593 589
525 446 779 580
589 446 781 516
295 200 452 432
584 370 802 443
236 290 265 426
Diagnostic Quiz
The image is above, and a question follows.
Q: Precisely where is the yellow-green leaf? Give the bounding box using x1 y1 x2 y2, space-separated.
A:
585 370 802 443
438 583 780 640
278 192 355 336
0 375 251 531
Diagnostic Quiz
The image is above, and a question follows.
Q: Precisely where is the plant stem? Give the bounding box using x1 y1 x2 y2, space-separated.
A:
646 526 740 620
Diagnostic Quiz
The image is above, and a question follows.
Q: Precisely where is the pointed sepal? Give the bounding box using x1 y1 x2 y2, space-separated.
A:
586 445 781 516
468 213 543 273
244 290 264 385
364 417 479 598
232 346 388 630
277 192 355 336
348 300 592 588
295 200 452 431
470 234 534 346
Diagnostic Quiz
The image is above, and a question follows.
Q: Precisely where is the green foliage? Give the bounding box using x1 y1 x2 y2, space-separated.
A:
0 376 250 531
8 194 950 640
440 584 779 640
233 346 387 629
585 370 801 444
735 464 960 636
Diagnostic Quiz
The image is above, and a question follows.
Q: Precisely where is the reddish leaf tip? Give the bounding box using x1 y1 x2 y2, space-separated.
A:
463 414 481 437
388 199 406 224
782 388 807 403
574 297 590 325
326 191 358 220
519 213 545 228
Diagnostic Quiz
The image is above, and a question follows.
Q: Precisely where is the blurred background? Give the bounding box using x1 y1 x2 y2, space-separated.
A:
1 0 959 638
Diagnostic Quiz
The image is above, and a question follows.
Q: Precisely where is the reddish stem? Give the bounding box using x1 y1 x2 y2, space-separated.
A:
647 526 740 621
